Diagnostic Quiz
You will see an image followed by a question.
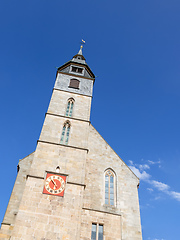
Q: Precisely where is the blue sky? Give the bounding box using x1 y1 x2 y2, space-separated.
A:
0 0 180 239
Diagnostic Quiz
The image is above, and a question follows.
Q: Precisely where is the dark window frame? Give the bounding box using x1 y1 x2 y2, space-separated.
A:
69 79 80 89
71 66 83 74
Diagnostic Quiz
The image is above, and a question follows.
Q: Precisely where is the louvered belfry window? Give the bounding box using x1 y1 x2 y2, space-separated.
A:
71 66 83 73
69 79 80 89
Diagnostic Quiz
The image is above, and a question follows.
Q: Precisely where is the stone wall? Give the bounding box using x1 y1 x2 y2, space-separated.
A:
47 89 92 121
0 152 34 239
83 125 142 240
0 59 142 239
10 176 84 240
55 73 93 97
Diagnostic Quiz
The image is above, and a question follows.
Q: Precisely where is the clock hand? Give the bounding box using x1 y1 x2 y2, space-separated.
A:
51 179 57 188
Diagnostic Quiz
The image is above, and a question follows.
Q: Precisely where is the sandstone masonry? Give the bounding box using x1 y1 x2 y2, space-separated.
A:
0 47 142 240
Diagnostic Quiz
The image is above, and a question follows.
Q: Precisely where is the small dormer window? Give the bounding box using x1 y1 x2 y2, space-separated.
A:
71 66 83 74
77 68 83 73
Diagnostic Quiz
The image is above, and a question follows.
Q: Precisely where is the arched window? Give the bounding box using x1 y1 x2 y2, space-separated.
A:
105 169 115 206
65 98 74 117
60 121 71 145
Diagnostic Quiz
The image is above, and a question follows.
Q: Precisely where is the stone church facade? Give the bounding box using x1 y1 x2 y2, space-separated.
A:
0 47 142 240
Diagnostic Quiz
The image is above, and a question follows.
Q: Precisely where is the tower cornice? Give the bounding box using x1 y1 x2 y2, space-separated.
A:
58 60 95 79
56 71 95 82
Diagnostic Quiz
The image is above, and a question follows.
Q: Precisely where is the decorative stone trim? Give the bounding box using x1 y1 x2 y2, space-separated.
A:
57 70 95 81
53 88 93 98
46 112 91 123
1 222 11 226
82 207 122 216
37 140 89 152
67 181 86 189
26 175 44 180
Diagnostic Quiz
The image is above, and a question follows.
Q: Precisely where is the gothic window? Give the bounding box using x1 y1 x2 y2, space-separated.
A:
66 98 74 117
105 169 115 206
91 223 103 240
60 121 71 145
69 79 80 89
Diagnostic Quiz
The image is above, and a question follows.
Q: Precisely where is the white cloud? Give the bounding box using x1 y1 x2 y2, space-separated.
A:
129 160 150 171
150 180 170 192
148 160 161 165
168 191 180 201
128 160 134 166
129 166 151 180
148 180 180 202
154 195 163 201
154 239 165 240
147 188 154 192
148 238 166 240
148 237 166 240
139 164 150 170
128 159 180 202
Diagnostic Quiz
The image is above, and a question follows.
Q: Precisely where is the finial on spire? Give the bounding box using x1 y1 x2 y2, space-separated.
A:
78 39 85 55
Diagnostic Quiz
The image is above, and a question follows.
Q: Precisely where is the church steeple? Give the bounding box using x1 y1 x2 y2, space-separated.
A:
0 46 142 240
57 45 95 79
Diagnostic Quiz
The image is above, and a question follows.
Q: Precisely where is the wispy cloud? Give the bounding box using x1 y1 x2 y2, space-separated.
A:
128 160 180 202
148 160 162 168
129 165 151 181
139 164 150 171
129 160 151 179
168 191 180 201
147 160 161 165
147 188 154 192
150 180 170 192
154 239 166 240
148 237 166 240
150 181 180 202
154 239 165 240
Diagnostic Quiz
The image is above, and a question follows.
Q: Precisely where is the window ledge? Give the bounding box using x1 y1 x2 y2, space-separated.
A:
68 86 79 90
82 207 122 216
103 204 117 210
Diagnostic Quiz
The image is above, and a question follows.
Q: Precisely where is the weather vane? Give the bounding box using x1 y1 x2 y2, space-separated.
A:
80 39 85 49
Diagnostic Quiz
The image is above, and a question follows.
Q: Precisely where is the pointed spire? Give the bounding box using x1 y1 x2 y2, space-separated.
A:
57 40 95 79
71 39 86 62
78 39 85 55
78 45 83 55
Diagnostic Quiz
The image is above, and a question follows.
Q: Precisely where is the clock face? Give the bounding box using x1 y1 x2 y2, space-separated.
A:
43 173 66 196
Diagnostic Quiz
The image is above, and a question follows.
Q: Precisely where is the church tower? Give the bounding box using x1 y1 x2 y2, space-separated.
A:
0 45 142 240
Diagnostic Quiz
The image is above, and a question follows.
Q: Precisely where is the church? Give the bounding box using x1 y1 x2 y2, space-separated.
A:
0 45 142 240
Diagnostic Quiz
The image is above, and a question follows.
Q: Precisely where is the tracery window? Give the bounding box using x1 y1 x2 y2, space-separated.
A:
91 223 103 240
65 98 74 117
60 121 71 145
105 169 115 206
